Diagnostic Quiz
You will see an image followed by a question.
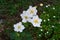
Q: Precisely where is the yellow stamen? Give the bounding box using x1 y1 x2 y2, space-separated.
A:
24 16 28 19
30 10 34 14
18 26 21 29
34 19 38 24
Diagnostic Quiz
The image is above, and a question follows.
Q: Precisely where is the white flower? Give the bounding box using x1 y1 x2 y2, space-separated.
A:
13 22 25 32
53 16 56 18
52 25 55 27
46 5 48 8
27 6 37 17
46 31 49 33
44 20 46 22
40 29 43 31
48 19 50 21
39 34 41 37
46 4 50 8
30 15 42 27
20 11 31 23
53 7 55 10
40 3 43 6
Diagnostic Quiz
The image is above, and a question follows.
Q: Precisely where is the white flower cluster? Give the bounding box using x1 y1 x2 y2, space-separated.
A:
13 6 42 32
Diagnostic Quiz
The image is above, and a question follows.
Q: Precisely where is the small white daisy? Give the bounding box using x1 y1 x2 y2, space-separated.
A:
27 6 37 17
48 19 50 21
52 25 55 27
13 22 25 32
53 16 56 18
46 4 50 8
40 29 43 31
47 31 49 33
53 7 55 10
20 11 31 23
44 20 46 22
39 34 41 37
46 5 48 8
30 15 42 27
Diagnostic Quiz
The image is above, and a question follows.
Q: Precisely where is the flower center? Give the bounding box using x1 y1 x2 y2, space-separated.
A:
30 10 34 14
18 26 21 29
34 19 38 24
24 16 28 19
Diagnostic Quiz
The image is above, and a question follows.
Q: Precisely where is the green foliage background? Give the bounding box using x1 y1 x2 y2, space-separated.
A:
0 0 60 40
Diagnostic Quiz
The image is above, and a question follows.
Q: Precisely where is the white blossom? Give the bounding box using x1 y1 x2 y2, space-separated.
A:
40 3 43 6
52 25 55 27
46 4 50 8
40 29 43 31
39 34 41 37
53 7 55 10
27 6 37 17
46 5 48 8
48 19 50 21
13 22 25 32
53 16 56 18
20 11 31 23
44 20 46 22
47 31 49 33
30 15 42 27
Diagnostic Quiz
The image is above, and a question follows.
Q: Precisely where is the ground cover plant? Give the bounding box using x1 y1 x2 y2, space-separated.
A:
0 0 60 40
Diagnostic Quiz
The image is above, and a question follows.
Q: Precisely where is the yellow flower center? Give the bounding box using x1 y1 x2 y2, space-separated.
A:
34 19 38 24
30 10 34 14
24 16 28 19
18 26 21 29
